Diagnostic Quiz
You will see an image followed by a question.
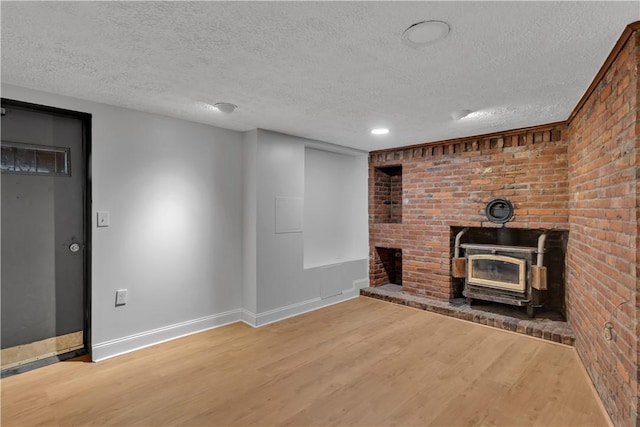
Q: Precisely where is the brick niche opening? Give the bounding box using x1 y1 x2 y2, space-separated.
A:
373 166 402 223
372 247 402 286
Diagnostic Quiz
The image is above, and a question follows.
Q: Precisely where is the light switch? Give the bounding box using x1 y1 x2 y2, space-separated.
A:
115 289 127 306
97 211 110 227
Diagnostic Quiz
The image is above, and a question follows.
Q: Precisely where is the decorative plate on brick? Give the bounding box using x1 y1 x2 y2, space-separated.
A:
485 198 514 224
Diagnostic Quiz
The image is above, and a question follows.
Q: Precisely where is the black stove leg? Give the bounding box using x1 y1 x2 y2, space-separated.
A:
526 305 536 318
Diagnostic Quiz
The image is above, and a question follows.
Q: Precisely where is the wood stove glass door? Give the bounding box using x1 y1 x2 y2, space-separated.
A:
467 255 525 292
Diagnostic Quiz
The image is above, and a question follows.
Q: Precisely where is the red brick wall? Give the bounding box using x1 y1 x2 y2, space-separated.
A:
369 125 569 299
567 31 639 427
635 33 640 427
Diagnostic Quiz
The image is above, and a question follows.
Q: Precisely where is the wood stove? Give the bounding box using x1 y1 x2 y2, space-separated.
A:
460 242 546 317
450 199 551 317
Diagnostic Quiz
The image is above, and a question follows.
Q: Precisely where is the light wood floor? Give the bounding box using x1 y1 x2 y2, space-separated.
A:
1 297 609 426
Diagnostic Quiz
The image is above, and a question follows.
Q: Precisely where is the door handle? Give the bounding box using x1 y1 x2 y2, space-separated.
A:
69 243 81 253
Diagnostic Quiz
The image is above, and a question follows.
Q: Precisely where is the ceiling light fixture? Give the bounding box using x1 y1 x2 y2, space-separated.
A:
213 102 238 114
401 20 450 48
451 109 473 120
371 128 390 135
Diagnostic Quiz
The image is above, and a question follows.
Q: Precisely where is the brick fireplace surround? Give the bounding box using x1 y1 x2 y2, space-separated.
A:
368 22 640 427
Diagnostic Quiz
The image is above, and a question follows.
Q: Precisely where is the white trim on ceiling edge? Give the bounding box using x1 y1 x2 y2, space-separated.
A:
91 278 369 362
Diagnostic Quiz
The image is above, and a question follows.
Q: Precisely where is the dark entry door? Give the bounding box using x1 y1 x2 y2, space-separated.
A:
1 100 89 371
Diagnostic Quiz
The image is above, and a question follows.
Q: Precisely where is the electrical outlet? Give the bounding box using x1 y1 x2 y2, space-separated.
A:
603 322 613 341
115 289 127 306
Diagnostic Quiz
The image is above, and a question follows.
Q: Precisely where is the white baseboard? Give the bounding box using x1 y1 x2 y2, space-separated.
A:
91 309 242 362
243 286 362 328
241 309 258 326
92 279 369 360
353 278 370 290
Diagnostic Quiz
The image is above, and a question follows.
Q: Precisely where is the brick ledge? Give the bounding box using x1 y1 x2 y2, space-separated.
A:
360 286 575 346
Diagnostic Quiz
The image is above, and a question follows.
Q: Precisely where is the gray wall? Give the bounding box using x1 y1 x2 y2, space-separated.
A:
244 130 369 323
242 130 258 315
2 84 370 359
304 147 368 268
2 84 245 359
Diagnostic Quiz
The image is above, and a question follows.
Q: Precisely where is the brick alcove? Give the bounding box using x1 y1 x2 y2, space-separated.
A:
371 247 402 287
372 166 402 224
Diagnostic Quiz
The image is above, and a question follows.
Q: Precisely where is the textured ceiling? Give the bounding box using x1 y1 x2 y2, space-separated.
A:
1 1 639 151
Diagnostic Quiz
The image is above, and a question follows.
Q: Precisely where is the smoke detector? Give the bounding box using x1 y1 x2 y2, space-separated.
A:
214 102 238 114
401 20 450 48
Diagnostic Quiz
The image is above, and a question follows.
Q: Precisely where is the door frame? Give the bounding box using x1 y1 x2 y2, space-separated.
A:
1 98 92 360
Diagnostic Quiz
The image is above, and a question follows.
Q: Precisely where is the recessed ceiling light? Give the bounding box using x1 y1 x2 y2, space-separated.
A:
213 102 238 114
451 109 473 120
401 20 450 48
371 128 390 135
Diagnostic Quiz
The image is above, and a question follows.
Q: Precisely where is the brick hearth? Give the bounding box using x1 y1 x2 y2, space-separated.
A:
361 285 575 345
